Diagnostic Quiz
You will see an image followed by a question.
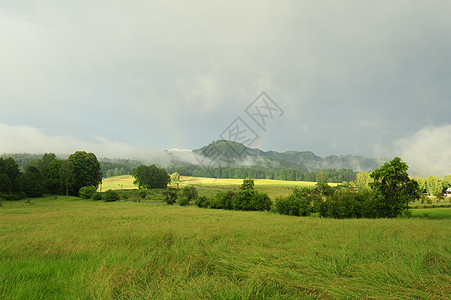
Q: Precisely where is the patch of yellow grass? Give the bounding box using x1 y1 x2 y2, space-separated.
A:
100 175 137 191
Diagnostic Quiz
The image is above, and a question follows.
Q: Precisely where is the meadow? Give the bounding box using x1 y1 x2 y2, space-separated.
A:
0 195 450 299
100 175 335 199
102 175 451 208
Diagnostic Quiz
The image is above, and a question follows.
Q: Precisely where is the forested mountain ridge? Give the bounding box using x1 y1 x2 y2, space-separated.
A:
193 140 385 172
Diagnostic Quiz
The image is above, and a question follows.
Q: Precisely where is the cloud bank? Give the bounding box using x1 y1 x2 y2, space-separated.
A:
395 124 451 177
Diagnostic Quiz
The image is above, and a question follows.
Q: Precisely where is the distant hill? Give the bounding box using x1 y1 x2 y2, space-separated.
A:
193 140 385 172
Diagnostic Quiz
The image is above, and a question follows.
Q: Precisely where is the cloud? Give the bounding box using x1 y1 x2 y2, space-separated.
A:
395 124 451 177
0 123 148 159
0 1 450 155
0 122 206 166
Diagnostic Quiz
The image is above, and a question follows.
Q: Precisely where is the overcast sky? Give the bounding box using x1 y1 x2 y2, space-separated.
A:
0 1 450 177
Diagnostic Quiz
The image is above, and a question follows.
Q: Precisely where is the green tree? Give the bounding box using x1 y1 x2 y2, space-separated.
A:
426 176 443 196
369 157 420 218
171 172 180 183
67 151 102 196
21 166 45 197
0 173 12 193
60 160 75 196
171 172 181 188
356 172 372 190
413 177 427 194
131 165 170 189
43 159 64 194
442 175 451 188
316 171 333 196
0 157 22 193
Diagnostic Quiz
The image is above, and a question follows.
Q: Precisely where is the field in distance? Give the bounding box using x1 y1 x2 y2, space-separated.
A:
0 196 449 299
101 176 451 209
100 175 337 198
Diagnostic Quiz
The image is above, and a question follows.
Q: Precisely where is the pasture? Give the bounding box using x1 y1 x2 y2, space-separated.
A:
100 175 335 199
0 196 450 299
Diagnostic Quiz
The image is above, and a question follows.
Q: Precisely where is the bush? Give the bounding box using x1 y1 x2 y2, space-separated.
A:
250 191 273 211
319 189 360 219
195 195 210 208
275 188 312 216
178 197 189 206
319 189 380 219
138 190 147 199
0 192 26 201
79 186 97 199
90 192 103 201
211 191 235 209
163 188 178 205
104 189 120 202
182 186 198 202
357 190 378 218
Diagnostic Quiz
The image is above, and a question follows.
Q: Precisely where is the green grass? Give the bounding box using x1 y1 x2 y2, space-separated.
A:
410 208 451 219
1 196 450 299
101 175 336 199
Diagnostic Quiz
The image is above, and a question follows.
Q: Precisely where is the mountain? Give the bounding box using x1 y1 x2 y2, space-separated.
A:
193 140 385 172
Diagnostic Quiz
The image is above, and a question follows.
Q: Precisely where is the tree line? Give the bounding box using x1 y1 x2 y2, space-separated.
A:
354 171 451 197
0 152 102 200
193 157 424 219
166 164 357 183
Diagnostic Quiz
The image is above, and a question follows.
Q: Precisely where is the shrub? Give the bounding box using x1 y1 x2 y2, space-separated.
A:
319 189 380 219
182 186 198 202
90 192 103 201
275 188 312 216
195 195 210 208
319 189 361 219
212 191 235 209
0 192 26 201
79 186 97 199
250 191 273 211
310 192 324 213
178 197 189 206
163 188 178 205
138 190 147 199
104 190 120 202
357 189 378 218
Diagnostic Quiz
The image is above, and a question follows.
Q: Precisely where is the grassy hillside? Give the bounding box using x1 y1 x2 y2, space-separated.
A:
1 197 450 299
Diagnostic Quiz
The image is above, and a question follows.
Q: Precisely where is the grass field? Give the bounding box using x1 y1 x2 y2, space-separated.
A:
100 175 336 199
1 196 450 299
102 175 451 207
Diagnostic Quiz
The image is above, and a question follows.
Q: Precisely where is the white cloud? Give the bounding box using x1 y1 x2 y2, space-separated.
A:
0 123 204 165
0 123 146 159
395 124 451 177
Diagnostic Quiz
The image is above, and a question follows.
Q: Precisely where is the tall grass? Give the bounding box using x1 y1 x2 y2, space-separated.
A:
1 197 450 299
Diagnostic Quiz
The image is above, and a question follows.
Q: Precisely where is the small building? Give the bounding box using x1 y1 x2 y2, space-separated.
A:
446 188 451 197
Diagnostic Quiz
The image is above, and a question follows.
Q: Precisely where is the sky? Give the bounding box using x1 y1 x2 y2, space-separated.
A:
0 1 450 177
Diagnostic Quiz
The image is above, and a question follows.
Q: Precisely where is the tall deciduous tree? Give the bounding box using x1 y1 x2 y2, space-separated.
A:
413 177 427 194
21 166 45 197
131 165 170 189
67 151 102 196
60 160 75 196
356 172 372 190
370 157 420 218
0 157 21 193
426 176 443 196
